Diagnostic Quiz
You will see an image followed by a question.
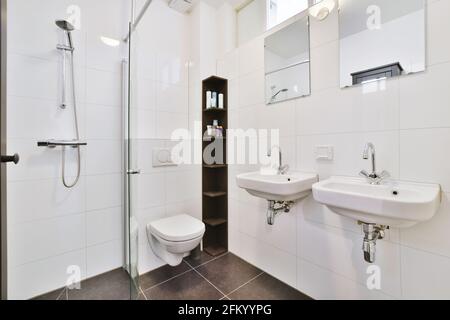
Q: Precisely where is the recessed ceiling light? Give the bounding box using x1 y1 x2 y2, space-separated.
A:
100 36 121 47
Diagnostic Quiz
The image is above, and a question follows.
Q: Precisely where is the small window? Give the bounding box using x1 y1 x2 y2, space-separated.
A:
267 0 309 29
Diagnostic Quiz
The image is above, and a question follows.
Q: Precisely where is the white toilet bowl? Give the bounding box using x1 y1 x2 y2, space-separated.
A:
146 214 205 267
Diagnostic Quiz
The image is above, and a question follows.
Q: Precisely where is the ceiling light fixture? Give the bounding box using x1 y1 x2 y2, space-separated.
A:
100 36 121 47
309 0 336 21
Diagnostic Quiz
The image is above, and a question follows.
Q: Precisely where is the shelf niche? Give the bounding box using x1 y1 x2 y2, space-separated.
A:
202 76 228 257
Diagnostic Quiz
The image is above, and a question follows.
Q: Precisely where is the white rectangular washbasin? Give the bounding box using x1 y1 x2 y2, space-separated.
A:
312 176 441 228
237 171 318 201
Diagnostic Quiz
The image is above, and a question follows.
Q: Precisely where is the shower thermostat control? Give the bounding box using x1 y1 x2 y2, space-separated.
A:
152 148 177 167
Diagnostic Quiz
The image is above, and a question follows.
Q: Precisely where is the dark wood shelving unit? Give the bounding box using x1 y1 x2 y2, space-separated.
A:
203 164 227 169
202 76 228 257
203 218 228 227
203 191 227 198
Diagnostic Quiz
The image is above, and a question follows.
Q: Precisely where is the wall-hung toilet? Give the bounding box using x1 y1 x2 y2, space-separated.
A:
146 214 205 266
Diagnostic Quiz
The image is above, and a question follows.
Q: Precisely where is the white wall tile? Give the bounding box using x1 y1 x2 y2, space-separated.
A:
134 108 157 139
86 174 122 210
87 207 122 246
8 178 86 224
85 140 122 175
298 131 399 180
9 249 86 300
136 173 165 210
136 77 156 110
310 41 339 92
86 240 123 278
299 220 402 297
238 36 264 76
86 104 122 139
238 70 265 108
156 83 188 113
400 128 450 192
165 170 199 204
86 69 121 107
238 232 297 288
7 54 58 100
296 80 399 135
399 63 450 129
165 198 202 220
427 0 450 66
297 258 393 300
217 49 238 80
156 111 188 139
401 246 450 299
257 100 296 137
7 96 85 140
10 213 86 266
157 53 189 86
400 192 450 257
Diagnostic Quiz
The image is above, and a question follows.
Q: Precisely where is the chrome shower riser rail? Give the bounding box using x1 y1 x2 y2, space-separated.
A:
37 140 87 148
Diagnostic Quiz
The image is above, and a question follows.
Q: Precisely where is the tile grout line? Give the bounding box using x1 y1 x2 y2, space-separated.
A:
192 252 230 269
142 263 194 292
224 272 265 298
139 287 149 300
190 267 228 298
140 253 228 296
184 259 228 298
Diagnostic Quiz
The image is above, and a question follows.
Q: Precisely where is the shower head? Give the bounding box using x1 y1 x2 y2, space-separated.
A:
270 88 289 102
55 20 75 32
55 20 75 49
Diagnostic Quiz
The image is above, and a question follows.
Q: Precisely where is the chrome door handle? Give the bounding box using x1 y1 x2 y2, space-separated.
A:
1 153 20 164
127 169 141 175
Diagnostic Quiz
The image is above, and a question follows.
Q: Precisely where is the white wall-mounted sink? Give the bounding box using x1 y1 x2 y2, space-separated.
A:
236 171 318 201
312 176 441 228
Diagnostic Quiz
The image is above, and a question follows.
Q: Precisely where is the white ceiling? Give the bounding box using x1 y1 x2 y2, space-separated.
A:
187 0 252 10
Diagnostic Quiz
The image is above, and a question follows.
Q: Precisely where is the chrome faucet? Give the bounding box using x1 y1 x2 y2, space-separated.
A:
268 145 289 175
359 142 390 185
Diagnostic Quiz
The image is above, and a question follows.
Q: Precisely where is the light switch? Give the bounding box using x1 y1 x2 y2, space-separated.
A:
315 145 334 161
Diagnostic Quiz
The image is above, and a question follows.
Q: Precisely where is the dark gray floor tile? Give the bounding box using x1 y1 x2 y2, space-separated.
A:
196 253 262 294
32 287 66 300
139 261 191 290
184 250 215 268
137 292 147 300
145 270 223 300
228 273 312 300
68 268 131 300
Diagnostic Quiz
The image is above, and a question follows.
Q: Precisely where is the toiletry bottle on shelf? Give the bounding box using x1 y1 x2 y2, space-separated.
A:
211 92 217 108
218 93 224 109
212 120 218 137
207 125 213 137
206 91 212 109
217 126 223 137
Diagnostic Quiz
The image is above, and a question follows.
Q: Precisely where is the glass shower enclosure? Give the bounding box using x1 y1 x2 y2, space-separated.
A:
124 0 152 300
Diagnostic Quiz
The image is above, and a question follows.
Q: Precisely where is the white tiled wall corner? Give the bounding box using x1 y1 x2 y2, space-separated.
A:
8 249 87 300
225 0 450 300
86 240 123 278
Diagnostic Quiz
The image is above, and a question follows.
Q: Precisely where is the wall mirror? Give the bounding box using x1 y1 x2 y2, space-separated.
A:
264 16 311 105
339 0 425 88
